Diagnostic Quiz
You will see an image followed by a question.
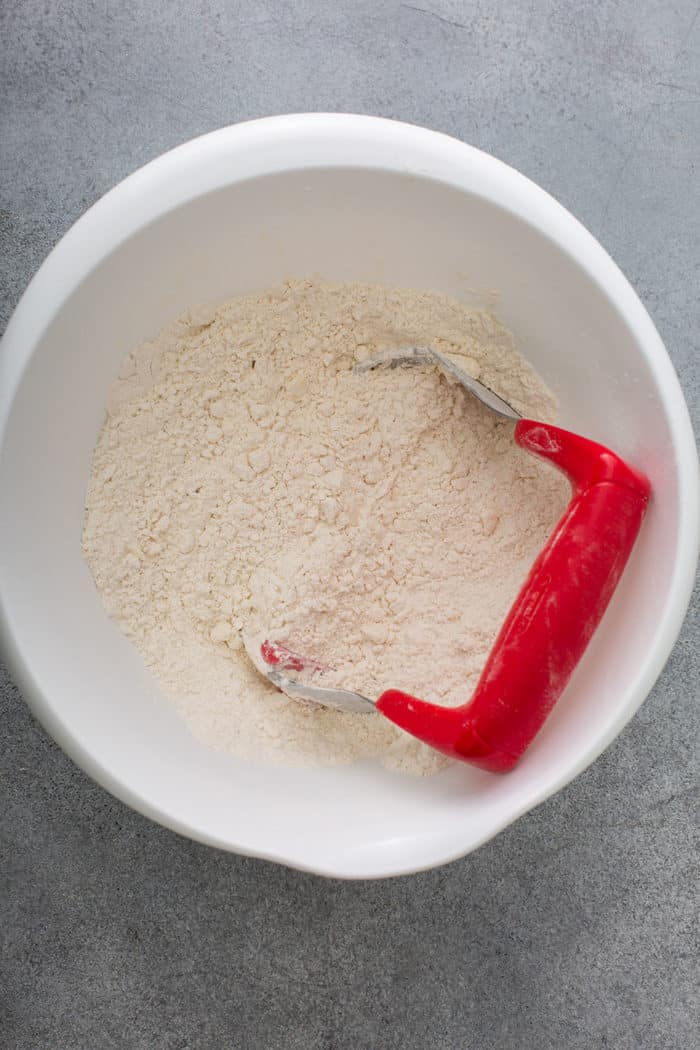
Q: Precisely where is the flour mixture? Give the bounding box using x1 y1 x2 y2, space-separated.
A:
82 280 568 774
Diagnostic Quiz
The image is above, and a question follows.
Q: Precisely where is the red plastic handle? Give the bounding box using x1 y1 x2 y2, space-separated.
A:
376 421 651 772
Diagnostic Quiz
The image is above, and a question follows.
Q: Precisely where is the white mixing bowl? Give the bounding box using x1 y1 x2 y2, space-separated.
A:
0 115 697 878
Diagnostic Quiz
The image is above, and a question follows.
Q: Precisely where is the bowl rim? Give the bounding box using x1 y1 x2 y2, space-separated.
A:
1 113 698 878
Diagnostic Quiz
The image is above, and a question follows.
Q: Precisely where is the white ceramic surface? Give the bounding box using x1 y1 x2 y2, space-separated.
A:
0 115 697 879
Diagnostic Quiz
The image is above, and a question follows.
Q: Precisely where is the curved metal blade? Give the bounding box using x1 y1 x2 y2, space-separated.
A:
266 669 376 713
354 345 522 421
241 631 376 714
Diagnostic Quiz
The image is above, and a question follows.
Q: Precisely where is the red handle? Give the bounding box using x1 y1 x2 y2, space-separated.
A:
376 421 651 772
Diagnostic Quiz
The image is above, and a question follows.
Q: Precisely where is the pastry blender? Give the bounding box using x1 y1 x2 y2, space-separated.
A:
243 347 650 772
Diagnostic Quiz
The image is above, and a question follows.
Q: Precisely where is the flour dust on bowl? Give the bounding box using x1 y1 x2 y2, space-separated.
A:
0 116 696 879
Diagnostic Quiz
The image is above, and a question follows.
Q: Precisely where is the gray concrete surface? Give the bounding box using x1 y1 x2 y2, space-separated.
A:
1 2 698 1047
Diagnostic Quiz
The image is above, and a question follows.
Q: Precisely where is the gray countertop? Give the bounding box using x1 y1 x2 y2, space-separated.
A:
1 3 698 1048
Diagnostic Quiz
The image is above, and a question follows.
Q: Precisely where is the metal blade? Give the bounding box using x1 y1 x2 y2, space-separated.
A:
241 631 376 713
266 669 376 713
355 345 522 421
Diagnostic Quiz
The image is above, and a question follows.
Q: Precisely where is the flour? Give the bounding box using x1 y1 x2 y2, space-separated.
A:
82 280 568 775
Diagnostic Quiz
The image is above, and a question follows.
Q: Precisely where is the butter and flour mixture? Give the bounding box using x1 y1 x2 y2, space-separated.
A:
83 280 568 774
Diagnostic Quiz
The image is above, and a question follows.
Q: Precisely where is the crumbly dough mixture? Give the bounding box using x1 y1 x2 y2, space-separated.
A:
82 280 568 774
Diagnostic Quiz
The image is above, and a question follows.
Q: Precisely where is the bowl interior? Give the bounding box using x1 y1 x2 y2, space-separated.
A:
0 150 686 876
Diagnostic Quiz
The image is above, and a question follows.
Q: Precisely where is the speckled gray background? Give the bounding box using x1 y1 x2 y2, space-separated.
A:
1 2 698 1048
